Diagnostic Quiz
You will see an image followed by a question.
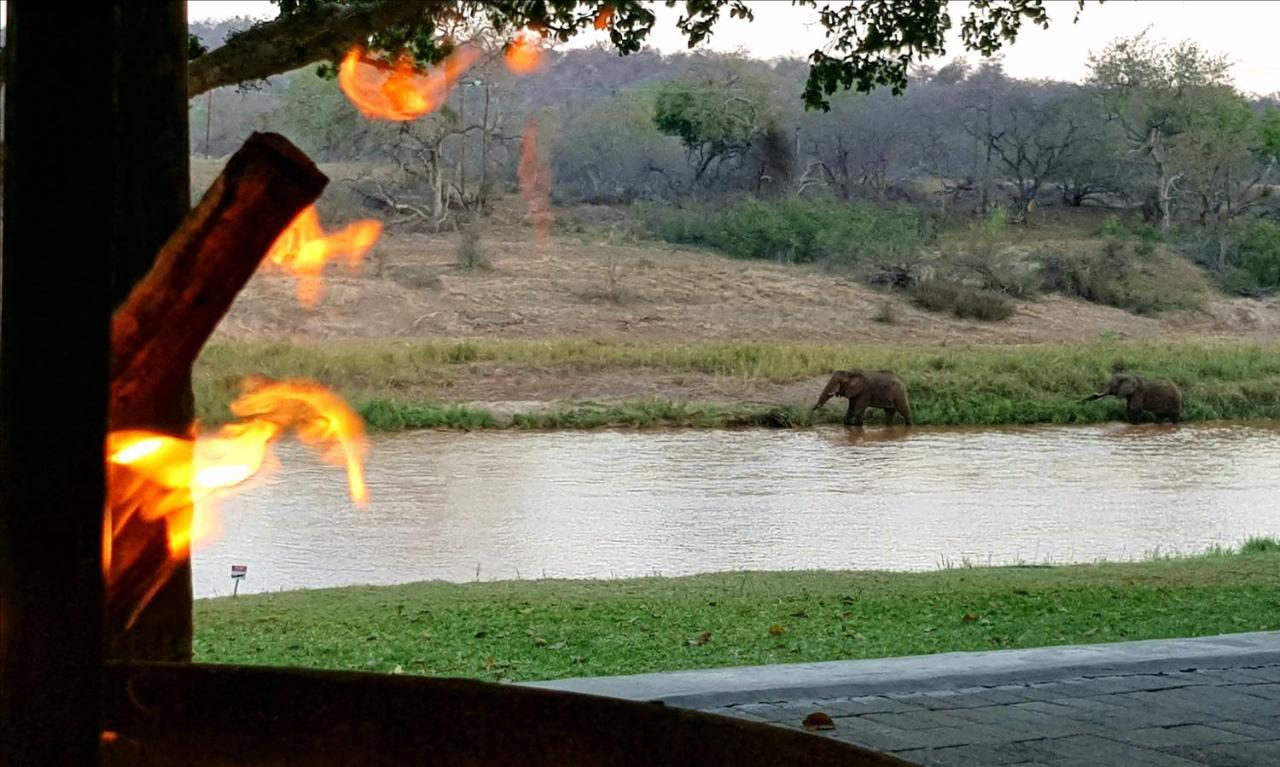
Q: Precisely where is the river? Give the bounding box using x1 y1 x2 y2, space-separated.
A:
193 423 1280 598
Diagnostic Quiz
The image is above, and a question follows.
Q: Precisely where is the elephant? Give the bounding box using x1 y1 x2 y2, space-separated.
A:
814 370 913 427
1082 373 1182 423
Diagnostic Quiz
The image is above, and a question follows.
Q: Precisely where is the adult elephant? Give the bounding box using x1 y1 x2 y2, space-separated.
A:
814 370 913 427
1082 373 1182 423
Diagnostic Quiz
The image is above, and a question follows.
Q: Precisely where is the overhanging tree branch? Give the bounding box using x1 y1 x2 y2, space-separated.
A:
188 0 438 97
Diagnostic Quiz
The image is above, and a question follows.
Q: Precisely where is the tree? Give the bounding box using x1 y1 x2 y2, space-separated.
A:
552 88 686 202
177 0 1091 108
653 69 771 187
1172 89 1276 271
984 83 1083 222
1087 31 1232 232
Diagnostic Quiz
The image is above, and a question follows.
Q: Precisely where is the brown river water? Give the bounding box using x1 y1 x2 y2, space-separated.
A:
193 423 1280 598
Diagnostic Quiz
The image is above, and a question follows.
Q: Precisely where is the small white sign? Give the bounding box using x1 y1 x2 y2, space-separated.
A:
230 564 248 580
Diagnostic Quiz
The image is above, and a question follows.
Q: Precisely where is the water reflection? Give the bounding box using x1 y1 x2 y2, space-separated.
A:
193 423 1280 597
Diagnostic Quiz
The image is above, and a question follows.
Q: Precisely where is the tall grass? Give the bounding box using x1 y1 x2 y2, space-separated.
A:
195 340 1280 430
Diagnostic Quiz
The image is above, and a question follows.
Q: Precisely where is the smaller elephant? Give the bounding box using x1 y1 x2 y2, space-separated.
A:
1082 373 1182 423
814 369 913 427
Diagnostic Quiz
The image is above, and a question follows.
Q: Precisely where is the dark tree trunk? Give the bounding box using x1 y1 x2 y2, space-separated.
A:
106 0 194 663
0 4 114 764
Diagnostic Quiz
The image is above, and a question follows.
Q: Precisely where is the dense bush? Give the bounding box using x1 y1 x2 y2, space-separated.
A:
909 278 1016 321
645 198 931 271
1040 239 1206 315
1223 219 1280 295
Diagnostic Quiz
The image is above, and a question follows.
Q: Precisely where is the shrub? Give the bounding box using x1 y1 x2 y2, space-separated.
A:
1039 243 1205 315
909 278 1015 321
645 198 931 271
1224 220 1280 295
1240 536 1280 555
456 225 489 270
872 302 898 324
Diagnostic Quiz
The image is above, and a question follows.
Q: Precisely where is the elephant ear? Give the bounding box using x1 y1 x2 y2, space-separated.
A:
1114 375 1139 398
841 371 867 396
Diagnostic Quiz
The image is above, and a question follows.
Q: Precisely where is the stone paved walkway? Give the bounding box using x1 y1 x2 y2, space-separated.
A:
530 632 1280 766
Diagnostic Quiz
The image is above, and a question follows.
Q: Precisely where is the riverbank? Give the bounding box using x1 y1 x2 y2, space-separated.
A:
195 542 1280 682
194 339 1280 429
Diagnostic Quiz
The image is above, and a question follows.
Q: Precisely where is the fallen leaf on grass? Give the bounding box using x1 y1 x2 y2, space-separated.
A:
803 712 835 731
790 610 809 618
548 641 566 650
768 624 787 636
962 613 979 623
687 632 712 646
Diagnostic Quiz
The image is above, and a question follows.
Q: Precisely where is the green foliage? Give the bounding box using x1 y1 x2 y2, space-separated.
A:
909 278 1016 321
645 198 929 269
1222 219 1280 295
652 72 772 182
196 551 1280 681
206 1 1092 110
1241 537 1280 555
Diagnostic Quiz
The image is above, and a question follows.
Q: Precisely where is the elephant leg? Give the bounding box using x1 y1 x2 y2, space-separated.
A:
1127 407 1145 424
882 407 896 424
896 397 914 426
845 397 869 427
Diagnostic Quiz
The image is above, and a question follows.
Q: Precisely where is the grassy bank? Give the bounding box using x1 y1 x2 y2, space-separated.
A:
194 339 1280 429
195 543 1280 682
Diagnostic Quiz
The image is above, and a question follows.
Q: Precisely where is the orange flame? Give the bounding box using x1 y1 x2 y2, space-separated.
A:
264 205 382 308
505 29 547 75
338 45 483 121
518 115 553 247
105 377 368 622
594 7 615 30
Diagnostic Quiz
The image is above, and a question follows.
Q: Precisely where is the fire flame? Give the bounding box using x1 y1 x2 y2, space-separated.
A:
505 29 547 75
518 115 553 247
338 45 483 121
594 7 615 30
105 377 368 622
264 205 382 308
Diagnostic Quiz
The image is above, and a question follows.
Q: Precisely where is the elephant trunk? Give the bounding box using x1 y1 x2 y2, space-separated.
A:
1081 392 1106 403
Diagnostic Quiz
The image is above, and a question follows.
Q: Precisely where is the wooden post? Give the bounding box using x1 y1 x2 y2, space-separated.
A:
106 0 195 662
0 3 115 764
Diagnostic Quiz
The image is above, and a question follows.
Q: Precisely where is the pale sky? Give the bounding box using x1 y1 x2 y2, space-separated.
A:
187 0 1280 95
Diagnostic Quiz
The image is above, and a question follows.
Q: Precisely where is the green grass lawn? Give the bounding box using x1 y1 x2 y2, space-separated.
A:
195 545 1280 683
195 339 1280 430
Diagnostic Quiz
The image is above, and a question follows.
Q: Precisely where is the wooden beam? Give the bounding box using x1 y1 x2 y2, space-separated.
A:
0 4 114 764
106 132 327 637
104 0 196 663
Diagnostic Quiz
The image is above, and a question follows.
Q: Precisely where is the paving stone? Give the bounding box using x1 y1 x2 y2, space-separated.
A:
723 702 788 722
821 695 923 716
860 710 982 732
890 690 999 710
1117 724 1253 749
1165 739 1280 767
1070 674 1190 695
1111 687 1280 725
973 687 1034 705
1225 682 1280 701
1034 734 1202 766
945 703 1094 739
1210 720 1278 739
893 744 997 767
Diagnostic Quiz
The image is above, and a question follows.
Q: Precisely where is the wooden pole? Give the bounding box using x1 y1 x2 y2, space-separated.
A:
105 0 195 662
0 3 114 764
